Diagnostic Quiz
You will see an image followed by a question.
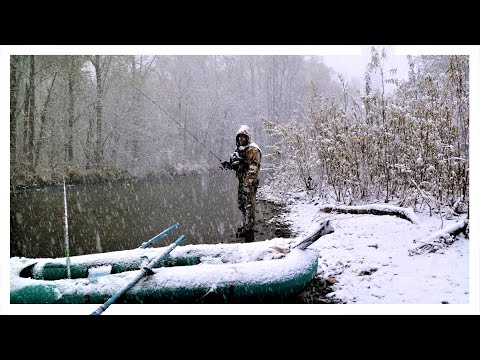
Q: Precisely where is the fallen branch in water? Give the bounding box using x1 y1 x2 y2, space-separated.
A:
408 219 469 256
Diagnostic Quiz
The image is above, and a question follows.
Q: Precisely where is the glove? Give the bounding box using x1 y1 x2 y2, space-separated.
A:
221 161 232 170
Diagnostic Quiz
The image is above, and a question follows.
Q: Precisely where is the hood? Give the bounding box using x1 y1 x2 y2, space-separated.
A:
236 125 252 146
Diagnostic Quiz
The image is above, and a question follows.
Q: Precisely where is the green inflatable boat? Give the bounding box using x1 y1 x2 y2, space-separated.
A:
11 220 333 304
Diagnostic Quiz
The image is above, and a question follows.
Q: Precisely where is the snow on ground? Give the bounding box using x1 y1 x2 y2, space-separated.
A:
282 192 469 304
7 187 471 314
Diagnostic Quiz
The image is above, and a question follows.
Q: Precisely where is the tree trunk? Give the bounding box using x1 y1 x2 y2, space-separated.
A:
85 114 94 170
272 56 276 119
35 72 57 167
131 56 139 163
94 55 103 168
67 57 75 163
23 80 29 157
27 55 35 173
10 55 19 176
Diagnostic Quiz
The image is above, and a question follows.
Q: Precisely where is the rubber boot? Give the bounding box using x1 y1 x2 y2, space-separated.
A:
236 225 246 238
244 229 255 243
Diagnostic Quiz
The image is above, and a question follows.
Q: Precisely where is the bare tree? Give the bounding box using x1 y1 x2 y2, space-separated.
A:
35 72 57 167
27 55 36 173
10 55 19 176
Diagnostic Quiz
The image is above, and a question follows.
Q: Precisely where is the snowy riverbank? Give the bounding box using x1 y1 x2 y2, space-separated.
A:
267 190 470 305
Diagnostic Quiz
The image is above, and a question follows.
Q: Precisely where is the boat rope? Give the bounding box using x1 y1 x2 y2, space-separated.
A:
131 83 223 163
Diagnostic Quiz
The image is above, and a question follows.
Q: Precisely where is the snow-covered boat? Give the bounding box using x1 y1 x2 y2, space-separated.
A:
10 220 333 304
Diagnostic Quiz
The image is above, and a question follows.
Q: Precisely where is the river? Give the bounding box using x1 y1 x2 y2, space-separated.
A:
10 171 289 258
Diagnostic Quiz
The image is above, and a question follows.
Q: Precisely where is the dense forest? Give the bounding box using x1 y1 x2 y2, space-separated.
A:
10 55 338 183
10 49 469 215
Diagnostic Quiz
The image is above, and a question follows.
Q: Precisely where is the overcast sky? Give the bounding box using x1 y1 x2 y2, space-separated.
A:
322 45 409 84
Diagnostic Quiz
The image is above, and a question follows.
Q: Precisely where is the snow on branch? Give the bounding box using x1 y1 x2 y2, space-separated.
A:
320 204 419 224
408 219 469 256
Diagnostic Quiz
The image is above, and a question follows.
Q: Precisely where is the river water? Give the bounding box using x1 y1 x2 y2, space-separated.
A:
10 171 288 259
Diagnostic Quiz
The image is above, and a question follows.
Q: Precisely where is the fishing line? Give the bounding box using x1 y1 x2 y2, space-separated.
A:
131 84 223 163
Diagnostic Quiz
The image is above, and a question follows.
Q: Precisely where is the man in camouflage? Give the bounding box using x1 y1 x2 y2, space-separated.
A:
222 125 262 242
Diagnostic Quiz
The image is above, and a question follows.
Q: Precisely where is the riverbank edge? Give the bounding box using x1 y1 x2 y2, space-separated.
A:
258 197 345 304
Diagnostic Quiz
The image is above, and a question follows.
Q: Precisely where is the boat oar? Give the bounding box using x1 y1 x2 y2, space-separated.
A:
138 223 180 249
91 234 186 315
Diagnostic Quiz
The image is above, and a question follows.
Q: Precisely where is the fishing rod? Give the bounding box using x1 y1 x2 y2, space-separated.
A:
62 177 71 279
131 84 223 163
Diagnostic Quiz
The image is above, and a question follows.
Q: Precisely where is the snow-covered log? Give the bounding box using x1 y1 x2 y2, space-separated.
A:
408 219 469 256
292 219 334 250
268 220 334 255
320 204 419 224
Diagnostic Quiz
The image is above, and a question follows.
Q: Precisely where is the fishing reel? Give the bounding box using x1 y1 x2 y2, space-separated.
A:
220 150 246 171
221 161 232 170
220 151 245 171
229 151 245 171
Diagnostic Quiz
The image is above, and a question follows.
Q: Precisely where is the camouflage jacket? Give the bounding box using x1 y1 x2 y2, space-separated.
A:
234 125 262 187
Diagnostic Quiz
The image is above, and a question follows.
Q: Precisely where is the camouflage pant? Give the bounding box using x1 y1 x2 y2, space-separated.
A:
237 180 258 232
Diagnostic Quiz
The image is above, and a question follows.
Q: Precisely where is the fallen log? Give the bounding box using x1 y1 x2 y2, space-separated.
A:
408 219 469 256
270 219 335 255
292 219 335 250
320 204 419 224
